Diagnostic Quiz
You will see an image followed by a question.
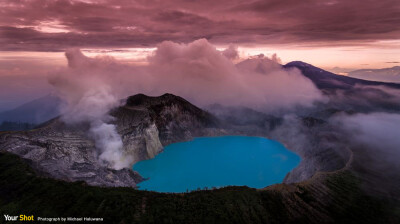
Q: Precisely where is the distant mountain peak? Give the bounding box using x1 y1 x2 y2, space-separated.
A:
0 94 61 124
284 61 400 90
284 61 313 68
348 66 400 83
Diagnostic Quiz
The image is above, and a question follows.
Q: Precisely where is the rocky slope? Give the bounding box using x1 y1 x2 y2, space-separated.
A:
284 61 400 90
0 93 221 187
0 94 61 124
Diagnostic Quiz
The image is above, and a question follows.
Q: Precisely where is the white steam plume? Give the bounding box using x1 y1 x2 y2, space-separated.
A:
48 49 133 170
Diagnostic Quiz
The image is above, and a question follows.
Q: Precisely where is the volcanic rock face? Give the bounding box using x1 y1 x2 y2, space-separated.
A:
120 93 219 146
0 93 220 187
0 120 141 187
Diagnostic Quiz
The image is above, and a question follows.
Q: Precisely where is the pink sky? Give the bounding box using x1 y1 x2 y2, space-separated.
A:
0 0 399 110
1 0 399 67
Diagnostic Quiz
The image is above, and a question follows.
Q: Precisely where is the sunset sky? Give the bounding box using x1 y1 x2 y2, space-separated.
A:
1 0 400 110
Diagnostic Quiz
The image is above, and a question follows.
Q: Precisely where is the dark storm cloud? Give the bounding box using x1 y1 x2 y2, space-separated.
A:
1 0 399 51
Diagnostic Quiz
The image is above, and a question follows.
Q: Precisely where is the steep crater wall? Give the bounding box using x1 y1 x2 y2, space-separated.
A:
0 93 351 189
0 94 223 187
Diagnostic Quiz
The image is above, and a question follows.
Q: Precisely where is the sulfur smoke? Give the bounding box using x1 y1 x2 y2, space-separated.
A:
49 39 325 170
48 49 133 170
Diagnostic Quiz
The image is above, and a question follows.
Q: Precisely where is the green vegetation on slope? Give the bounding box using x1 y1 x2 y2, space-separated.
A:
0 152 398 224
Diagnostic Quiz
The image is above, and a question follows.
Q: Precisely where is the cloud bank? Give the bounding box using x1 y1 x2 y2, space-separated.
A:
49 39 325 169
332 112 400 196
148 39 324 110
334 112 400 156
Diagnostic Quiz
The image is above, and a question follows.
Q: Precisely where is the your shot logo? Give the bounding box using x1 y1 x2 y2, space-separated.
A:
4 214 34 221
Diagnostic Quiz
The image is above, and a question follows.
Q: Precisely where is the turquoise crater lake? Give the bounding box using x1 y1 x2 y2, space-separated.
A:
133 136 301 193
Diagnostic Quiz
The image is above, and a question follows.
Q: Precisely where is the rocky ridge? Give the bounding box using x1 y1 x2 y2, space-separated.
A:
0 93 221 187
